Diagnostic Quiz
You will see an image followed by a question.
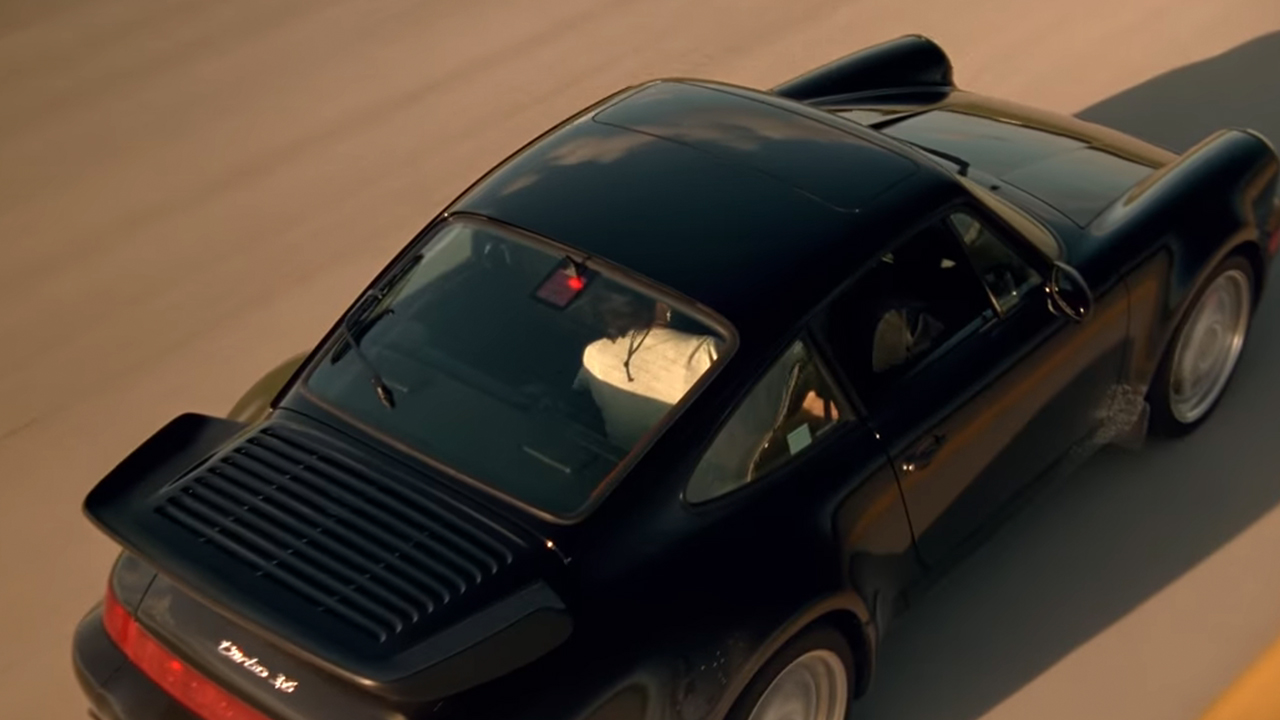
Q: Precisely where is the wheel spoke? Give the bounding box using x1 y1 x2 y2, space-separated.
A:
1169 269 1250 424
747 650 848 720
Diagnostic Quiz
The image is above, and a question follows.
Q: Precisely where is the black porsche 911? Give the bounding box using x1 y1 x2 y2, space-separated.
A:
73 35 1279 720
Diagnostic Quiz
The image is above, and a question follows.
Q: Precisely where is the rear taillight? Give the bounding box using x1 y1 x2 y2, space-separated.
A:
103 586 271 720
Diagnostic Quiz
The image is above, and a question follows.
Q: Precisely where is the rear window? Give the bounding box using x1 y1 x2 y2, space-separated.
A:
303 216 730 519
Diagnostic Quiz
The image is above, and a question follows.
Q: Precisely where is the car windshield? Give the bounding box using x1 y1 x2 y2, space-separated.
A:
304 216 729 518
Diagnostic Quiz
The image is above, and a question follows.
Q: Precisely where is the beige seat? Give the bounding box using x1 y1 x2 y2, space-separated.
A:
574 327 720 448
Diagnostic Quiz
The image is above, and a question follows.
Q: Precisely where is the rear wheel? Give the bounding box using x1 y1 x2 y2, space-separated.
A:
1149 255 1254 437
727 624 853 720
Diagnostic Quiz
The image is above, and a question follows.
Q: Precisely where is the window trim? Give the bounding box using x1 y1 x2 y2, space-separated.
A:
680 332 853 507
957 178 1063 266
941 210 1008 319
941 207 1046 321
811 204 1006 412
810 197 1057 421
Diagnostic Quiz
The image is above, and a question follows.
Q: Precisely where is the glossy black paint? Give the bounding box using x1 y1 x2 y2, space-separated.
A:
75 35 1279 720
451 80 966 342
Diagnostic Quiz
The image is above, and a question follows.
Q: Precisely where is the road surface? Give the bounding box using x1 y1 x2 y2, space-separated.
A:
1 1 1278 717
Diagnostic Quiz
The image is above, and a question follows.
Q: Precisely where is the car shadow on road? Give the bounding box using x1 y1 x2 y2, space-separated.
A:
1078 31 1280 153
851 31 1280 720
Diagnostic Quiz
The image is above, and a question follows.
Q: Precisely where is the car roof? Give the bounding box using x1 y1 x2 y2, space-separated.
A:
449 80 962 340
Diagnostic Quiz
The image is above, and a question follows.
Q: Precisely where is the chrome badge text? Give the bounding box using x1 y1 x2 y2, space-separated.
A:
217 640 299 694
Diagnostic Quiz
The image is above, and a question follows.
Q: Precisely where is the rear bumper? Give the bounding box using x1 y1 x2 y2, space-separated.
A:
73 602 197 720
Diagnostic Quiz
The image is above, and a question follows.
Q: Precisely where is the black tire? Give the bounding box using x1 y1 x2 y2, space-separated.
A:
725 623 855 720
1148 254 1255 438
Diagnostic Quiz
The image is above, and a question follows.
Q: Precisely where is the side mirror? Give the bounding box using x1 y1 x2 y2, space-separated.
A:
1047 262 1093 321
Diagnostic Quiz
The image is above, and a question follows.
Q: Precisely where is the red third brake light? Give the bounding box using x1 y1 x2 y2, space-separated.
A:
533 259 592 308
103 586 271 720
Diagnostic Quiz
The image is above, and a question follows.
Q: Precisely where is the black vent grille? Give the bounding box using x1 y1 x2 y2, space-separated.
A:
154 424 527 643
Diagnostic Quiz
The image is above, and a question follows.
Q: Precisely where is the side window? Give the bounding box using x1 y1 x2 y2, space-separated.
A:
686 341 842 503
823 220 995 406
946 211 1043 314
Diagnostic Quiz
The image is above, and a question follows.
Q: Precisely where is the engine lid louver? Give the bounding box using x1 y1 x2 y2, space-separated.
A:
156 423 526 643
84 411 552 682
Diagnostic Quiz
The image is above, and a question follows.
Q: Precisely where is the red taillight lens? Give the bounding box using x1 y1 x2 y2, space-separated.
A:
102 586 272 720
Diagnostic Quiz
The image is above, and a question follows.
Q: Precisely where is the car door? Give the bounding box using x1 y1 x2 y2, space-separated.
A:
818 205 1129 566
683 337 917 631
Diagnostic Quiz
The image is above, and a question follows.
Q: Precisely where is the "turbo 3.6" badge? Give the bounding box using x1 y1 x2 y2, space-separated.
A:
217 640 300 694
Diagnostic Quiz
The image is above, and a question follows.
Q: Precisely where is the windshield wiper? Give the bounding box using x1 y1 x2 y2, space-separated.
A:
898 139 970 176
332 302 398 410
328 257 428 410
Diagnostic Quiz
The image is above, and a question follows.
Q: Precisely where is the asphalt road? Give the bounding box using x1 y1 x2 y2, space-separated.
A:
2 1 1279 718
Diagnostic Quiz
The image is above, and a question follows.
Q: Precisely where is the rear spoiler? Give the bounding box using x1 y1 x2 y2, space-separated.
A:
83 412 572 702
84 413 248 538
771 34 954 104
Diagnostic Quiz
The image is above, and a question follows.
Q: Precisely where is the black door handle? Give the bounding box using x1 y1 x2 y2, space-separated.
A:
901 433 946 473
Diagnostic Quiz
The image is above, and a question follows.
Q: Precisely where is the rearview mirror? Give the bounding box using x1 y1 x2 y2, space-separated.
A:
1047 262 1092 321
